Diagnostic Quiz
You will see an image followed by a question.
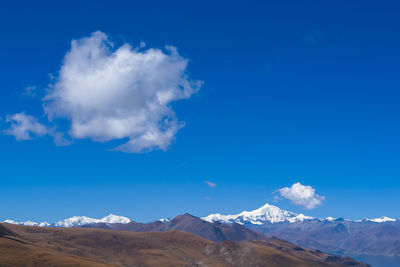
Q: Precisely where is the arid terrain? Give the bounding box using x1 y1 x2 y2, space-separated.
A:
0 223 369 267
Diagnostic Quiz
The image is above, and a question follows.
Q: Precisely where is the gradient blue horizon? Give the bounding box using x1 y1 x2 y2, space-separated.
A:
1 0 400 223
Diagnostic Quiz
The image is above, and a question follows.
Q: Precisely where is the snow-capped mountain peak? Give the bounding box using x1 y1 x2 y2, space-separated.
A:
2 214 132 228
158 218 171 223
53 214 132 227
202 202 314 225
202 203 399 225
99 214 131 224
287 213 314 223
3 219 39 226
3 219 19 224
366 216 396 223
38 221 51 227
54 216 99 227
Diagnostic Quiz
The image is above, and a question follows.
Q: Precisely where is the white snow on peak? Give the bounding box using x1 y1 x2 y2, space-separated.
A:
2 214 131 228
3 219 18 224
324 217 336 222
202 203 399 225
366 216 397 223
158 218 171 223
54 216 99 227
22 220 39 226
54 214 131 227
287 213 314 223
38 221 51 227
3 219 39 226
202 203 314 225
99 214 131 224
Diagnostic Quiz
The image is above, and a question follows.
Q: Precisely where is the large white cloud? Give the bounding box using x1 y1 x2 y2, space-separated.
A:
5 31 202 153
275 182 325 209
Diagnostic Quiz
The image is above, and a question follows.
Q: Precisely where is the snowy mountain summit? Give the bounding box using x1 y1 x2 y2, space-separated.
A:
158 218 171 223
202 202 399 225
3 214 131 228
2 219 49 227
54 216 99 227
365 216 397 223
54 214 131 227
100 214 131 224
202 203 314 225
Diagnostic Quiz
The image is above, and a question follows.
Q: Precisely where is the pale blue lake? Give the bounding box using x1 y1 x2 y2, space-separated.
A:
353 255 400 267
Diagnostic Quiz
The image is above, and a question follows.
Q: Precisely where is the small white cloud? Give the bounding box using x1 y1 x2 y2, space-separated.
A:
4 31 201 153
4 113 70 146
275 182 325 209
22 85 37 97
4 113 50 140
205 180 217 188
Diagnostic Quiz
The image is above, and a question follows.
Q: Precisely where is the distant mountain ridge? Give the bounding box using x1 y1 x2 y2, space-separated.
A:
201 203 400 257
202 203 314 224
82 213 268 242
202 203 398 225
3 214 131 227
2 202 397 227
2 203 398 228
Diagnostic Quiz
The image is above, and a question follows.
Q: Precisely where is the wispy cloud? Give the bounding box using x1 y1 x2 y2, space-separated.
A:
22 85 37 97
205 180 217 188
3 113 70 146
3 31 202 153
4 113 49 140
274 182 325 209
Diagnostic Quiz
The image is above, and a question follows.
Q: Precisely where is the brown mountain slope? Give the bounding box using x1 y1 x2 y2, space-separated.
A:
0 223 369 267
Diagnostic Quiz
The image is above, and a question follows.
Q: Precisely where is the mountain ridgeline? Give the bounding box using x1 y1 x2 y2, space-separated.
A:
3 202 399 260
202 203 400 257
82 213 268 242
83 203 400 258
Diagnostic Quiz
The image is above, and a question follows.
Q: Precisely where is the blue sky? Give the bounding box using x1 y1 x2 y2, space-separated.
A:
1 0 400 223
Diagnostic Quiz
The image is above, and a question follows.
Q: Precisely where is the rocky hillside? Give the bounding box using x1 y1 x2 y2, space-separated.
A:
0 223 369 267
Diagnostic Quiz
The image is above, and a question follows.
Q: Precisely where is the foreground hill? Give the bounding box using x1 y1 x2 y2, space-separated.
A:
0 223 368 267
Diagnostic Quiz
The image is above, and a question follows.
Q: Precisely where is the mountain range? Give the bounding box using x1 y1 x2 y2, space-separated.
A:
202 203 397 225
3 202 396 227
81 213 268 242
201 203 400 257
3 202 400 258
3 214 131 227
